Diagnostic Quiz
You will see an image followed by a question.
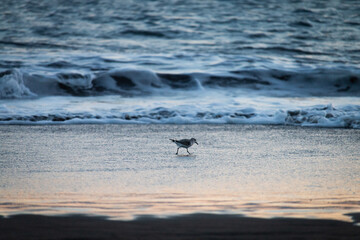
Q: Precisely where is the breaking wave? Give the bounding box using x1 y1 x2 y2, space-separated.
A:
0 67 359 99
1 66 359 128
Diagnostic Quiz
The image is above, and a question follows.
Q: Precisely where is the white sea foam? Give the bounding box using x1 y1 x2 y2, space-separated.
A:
1 93 359 128
0 69 36 98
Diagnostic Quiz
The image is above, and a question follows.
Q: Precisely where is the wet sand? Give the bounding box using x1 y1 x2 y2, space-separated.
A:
1 124 359 238
1 213 360 240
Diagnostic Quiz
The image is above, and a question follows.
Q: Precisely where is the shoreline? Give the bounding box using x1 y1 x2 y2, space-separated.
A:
1 120 360 129
1 213 360 240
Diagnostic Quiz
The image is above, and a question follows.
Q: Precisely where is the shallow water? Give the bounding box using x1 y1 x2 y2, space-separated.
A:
1 125 359 221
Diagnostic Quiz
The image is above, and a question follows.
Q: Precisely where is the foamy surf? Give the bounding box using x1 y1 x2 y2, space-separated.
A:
1 94 359 128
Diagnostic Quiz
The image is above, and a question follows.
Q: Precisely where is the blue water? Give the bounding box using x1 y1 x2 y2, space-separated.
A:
1 0 360 127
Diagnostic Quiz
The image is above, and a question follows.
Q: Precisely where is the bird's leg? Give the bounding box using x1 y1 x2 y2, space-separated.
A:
176 148 179 155
187 148 191 155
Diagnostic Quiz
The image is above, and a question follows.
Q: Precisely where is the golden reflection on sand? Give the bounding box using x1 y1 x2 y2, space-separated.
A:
1 191 359 222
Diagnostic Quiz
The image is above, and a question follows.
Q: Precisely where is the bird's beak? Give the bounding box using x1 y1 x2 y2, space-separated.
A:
195 141 198 145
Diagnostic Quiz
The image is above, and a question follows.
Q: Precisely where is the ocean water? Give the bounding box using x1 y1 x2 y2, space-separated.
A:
0 0 360 127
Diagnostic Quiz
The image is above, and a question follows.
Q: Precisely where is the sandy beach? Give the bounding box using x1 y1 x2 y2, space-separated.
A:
1 124 359 240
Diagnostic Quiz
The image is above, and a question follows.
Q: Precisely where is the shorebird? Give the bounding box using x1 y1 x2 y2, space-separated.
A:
170 138 198 155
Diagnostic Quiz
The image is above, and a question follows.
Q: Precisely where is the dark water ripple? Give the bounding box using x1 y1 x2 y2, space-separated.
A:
0 0 359 63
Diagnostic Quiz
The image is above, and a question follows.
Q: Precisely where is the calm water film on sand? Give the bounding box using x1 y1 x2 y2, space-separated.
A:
0 0 360 239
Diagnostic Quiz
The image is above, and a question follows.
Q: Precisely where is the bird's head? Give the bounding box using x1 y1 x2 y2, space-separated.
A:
191 138 198 145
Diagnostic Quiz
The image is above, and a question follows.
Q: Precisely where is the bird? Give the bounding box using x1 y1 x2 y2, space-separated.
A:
170 138 198 155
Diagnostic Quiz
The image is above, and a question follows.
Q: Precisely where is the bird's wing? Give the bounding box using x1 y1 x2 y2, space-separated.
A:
176 139 191 145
